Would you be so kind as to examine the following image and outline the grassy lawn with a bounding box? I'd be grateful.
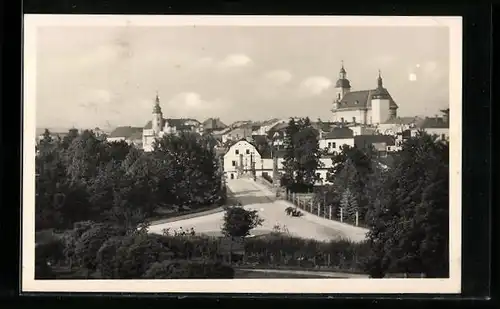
[147,188,240,225]
[147,204,225,225]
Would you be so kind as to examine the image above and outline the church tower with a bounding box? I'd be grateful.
[152,92,163,134]
[371,70,391,124]
[334,61,351,102]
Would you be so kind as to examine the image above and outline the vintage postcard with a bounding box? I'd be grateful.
[23,15,462,294]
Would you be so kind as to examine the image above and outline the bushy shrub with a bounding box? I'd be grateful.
[96,235,127,278]
[143,260,234,279]
[35,257,54,279]
[74,223,126,271]
[35,244,55,279]
[221,207,264,237]
[111,233,174,279]
[35,237,65,266]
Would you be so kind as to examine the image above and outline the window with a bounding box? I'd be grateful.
[316,173,321,179]
[327,142,332,148]
[246,149,250,154]
[235,149,239,155]
[441,134,446,140]
[352,117,356,123]
[230,173,234,179]
[332,142,336,148]
[232,160,236,166]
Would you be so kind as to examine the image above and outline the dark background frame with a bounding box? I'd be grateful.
[0,0,493,306]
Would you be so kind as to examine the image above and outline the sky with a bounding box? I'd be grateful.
[35,25,450,130]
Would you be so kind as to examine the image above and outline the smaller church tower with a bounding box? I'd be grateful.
[334,60,351,103]
[371,70,391,124]
[152,92,163,134]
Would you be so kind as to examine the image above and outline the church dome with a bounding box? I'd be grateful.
[335,78,351,88]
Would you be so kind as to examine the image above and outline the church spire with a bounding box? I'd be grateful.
[153,91,162,114]
[339,60,346,78]
[377,69,383,89]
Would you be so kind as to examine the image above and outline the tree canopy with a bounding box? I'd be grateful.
[35,129,225,231]
[364,132,449,278]
[281,117,321,192]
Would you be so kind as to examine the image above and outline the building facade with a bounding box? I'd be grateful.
[331,62,398,125]
[142,93,202,152]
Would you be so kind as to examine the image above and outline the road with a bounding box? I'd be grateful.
[148,178,368,243]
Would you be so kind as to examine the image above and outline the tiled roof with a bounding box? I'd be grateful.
[323,127,354,139]
[143,118,199,130]
[354,135,395,148]
[311,121,336,133]
[128,131,143,140]
[225,127,252,136]
[382,116,422,125]
[416,117,449,129]
[336,89,398,110]
[270,122,288,132]
[202,118,227,130]
[108,126,143,138]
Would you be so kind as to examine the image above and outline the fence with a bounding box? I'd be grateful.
[256,176,361,227]
[284,191,360,227]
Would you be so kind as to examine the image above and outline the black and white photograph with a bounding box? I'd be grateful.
[23,15,462,294]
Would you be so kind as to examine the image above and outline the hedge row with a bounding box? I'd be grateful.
[36,229,370,279]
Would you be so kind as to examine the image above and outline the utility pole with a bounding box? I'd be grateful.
[250,151,256,181]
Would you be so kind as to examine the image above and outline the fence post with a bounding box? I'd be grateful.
[317,203,321,216]
[355,211,359,226]
[340,207,343,223]
[329,206,332,220]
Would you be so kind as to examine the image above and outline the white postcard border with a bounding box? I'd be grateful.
[22,14,462,294]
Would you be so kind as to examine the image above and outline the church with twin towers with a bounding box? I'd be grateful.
[330,62,398,125]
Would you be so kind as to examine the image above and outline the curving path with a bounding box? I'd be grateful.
[148,178,368,243]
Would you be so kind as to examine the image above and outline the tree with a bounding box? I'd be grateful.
[365,132,449,278]
[340,188,358,224]
[73,222,126,276]
[221,207,264,237]
[326,145,377,225]
[105,140,132,163]
[281,118,300,188]
[294,117,322,187]
[153,133,224,208]
[65,129,109,183]
[111,233,174,279]
[281,117,321,192]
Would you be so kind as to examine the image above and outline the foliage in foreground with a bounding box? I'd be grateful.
[364,132,449,278]
[221,207,264,237]
[35,129,225,231]
[36,221,371,279]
